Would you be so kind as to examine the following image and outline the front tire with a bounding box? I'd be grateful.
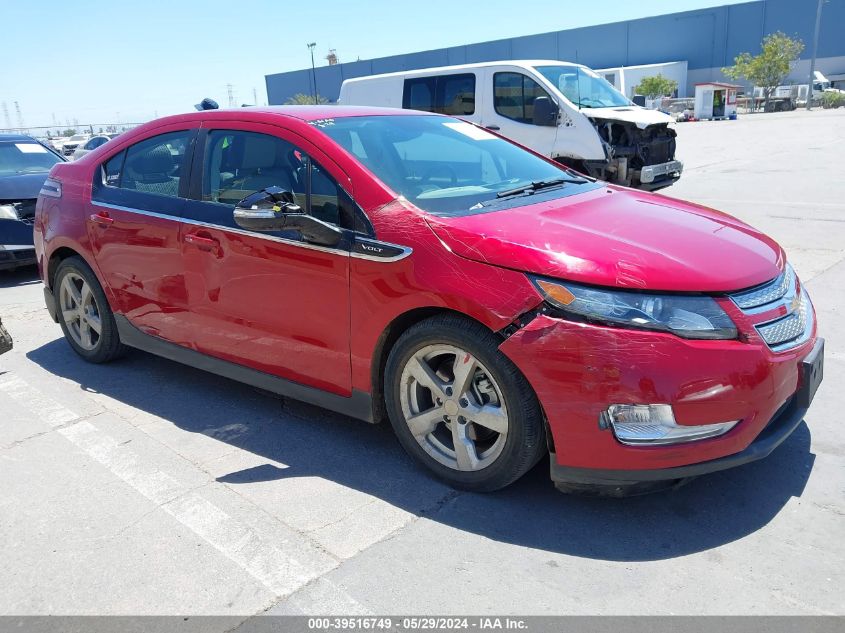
[384,314,546,492]
[54,256,126,363]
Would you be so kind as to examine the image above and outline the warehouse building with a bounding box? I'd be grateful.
[265,0,845,104]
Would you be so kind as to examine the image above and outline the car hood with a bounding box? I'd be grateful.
[582,106,673,129]
[425,186,784,292]
[0,172,51,200]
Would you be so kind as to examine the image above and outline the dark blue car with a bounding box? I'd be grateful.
[0,134,66,270]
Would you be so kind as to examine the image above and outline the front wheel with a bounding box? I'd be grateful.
[384,315,546,492]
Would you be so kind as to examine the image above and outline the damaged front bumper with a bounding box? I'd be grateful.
[498,314,821,488]
[639,160,683,187]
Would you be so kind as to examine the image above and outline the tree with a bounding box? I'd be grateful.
[722,32,804,112]
[285,93,329,105]
[61,129,76,137]
[633,74,678,99]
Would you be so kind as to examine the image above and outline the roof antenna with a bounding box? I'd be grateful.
[194,98,219,111]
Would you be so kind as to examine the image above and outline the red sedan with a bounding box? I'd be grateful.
[34,106,823,493]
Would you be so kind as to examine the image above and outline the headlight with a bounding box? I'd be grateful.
[0,204,19,221]
[531,276,737,340]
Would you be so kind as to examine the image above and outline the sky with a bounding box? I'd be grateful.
[2,0,751,129]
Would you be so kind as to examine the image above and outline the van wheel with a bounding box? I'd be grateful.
[54,256,126,363]
[384,315,546,492]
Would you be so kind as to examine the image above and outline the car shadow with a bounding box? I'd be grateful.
[27,338,814,562]
[0,265,40,288]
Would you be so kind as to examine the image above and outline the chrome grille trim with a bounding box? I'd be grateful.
[729,264,813,352]
[755,289,813,351]
[731,265,794,310]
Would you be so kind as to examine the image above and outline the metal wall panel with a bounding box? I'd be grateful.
[265,0,845,104]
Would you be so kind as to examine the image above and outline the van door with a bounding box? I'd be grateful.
[481,70,557,157]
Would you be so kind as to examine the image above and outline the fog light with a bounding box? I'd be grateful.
[601,404,738,446]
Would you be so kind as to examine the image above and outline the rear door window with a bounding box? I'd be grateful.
[403,74,476,115]
[92,128,196,216]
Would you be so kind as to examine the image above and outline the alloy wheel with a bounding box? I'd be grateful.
[59,272,102,351]
[399,344,509,471]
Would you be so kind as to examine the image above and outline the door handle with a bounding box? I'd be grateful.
[184,233,219,251]
[485,125,501,130]
[89,212,113,227]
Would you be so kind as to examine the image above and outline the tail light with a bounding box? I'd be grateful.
[39,178,62,198]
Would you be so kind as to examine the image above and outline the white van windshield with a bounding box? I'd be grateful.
[535,64,631,109]
[316,115,596,216]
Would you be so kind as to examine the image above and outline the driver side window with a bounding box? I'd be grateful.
[202,129,366,233]
[493,72,552,125]
[204,131,306,206]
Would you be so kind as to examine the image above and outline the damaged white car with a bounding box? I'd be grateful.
[339,60,683,191]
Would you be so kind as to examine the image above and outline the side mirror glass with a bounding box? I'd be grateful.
[233,186,343,247]
[532,96,559,126]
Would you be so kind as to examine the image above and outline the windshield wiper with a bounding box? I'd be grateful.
[496,177,587,199]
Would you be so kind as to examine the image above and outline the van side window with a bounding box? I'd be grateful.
[403,74,476,115]
[404,78,436,112]
[494,72,552,124]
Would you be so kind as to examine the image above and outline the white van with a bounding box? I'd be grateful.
[339,60,683,190]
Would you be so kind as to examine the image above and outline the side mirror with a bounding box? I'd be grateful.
[233,187,343,247]
[532,96,559,126]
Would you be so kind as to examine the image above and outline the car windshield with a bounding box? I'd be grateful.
[0,141,63,175]
[534,64,631,109]
[317,115,590,216]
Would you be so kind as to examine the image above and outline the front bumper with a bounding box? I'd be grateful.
[550,387,809,487]
[0,246,36,270]
[499,313,821,481]
[640,159,684,185]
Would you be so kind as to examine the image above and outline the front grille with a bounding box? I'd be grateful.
[15,200,36,224]
[640,139,672,165]
[731,266,794,310]
[0,199,36,224]
[729,264,813,352]
[756,292,809,348]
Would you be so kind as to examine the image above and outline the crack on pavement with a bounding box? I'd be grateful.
[0,410,106,451]
[304,497,379,534]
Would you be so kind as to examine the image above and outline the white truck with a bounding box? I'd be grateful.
[339,60,683,190]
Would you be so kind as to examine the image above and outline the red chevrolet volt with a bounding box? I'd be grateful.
[34,106,823,493]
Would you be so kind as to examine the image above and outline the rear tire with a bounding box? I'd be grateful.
[384,314,546,492]
[54,256,126,363]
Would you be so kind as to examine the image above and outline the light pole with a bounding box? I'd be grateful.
[806,0,824,110]
[307,42,318,105]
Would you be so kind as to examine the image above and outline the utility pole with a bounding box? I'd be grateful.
[227,84,235,108]
[806,0,824,110]
[14,101,24,130]
[253,87,258,106]
[1,102,11,130]
[307,42,318,104]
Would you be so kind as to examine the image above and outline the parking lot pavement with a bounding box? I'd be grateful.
[0,108,843,618]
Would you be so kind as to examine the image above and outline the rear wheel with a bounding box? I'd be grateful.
[384,315,546,492]
[55,256,125,363]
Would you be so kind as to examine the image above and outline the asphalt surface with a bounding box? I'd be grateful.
[0,108,843,620]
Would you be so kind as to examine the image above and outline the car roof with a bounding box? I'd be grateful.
[147,105,422,127]
[0,134,39,142]
[342,60,587,83]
